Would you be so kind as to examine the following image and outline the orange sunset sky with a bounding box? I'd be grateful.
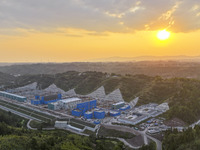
[0,0,200,62]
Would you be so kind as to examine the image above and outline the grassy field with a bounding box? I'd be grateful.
[29,120,55,129]
[69,122,85,129]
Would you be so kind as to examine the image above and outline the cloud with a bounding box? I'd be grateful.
[0,0,200,35]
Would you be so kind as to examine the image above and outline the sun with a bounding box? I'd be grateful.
[157,29,170,40]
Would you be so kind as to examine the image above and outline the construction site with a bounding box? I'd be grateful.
[0,82,169,130]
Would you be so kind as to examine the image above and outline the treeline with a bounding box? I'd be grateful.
[163,125,200,150]
[0,122,129,150]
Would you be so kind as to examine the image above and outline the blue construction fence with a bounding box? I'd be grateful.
[71,110,82,117]
[77,100,97,111]
[31,94,62,105]
[71,109,106,119]
[93,111,105,119]
[71,100,106,119]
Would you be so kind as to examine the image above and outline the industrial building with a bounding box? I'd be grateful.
[58,98,82,110]
[71,109,82,117]
[55,121,68,128]
[71,100,99,118]
[94,110,105,119]
[0,91,27,102]
[31,93,62,105]
[117,103,168,125]
[112,102,125,109]
[118,114,150,125]
[48,102,60,110]
[84,111,93,119]
[71,100,106,120]
[48,97,82,111]
[76,100,97,112]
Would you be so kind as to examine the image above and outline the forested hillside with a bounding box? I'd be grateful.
[2,71,200,124]
[163,126,200,150]
[0,109,157,150]
[1,61,200,79]
[0,110,127,150]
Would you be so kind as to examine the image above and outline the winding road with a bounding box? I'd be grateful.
[102,124,162,150]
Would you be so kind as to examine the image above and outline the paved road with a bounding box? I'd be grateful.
[143,129,148,145]
[146,134,162,150]
[0,105,42,122]
[103,124,162,150]
[107,137,141,149]
[27,119,37,130]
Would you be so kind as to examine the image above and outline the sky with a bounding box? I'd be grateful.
[0,0,200,62]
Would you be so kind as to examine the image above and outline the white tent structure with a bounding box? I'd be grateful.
[87,86,106,100]
[65,89,76,96]
[104,88,124,102]
[129,97,139,108]
[14,82,38,91]
[44,84,65,94]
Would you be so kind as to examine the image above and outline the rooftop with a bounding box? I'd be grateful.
[110,111,119,114]
[113,101,124,106]
[59,97,81,103]
[0,91,26,99]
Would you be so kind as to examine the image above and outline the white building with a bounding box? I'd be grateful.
[58,97,82,110]
[55,121,68,128]
[48,102,61,110]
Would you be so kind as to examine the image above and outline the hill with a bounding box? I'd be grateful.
[0,109,127,150]
[1,61,200,79]
[0,72,15,86]
[2,71,200,124]
[163,126,200,150]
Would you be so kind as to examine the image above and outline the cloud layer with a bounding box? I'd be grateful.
[0,0,200,33]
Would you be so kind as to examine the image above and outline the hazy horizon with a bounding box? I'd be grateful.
[0,55,200,63]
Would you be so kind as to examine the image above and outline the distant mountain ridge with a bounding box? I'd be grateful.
[87,55,200,62]
[1,61,200,79]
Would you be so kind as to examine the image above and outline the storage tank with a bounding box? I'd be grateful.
[112,102,125,109]
[71,109,82,117]
[110,111,121,117]
[94,110,105,119]
[84,111,93,119]
[94,120,101,124]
